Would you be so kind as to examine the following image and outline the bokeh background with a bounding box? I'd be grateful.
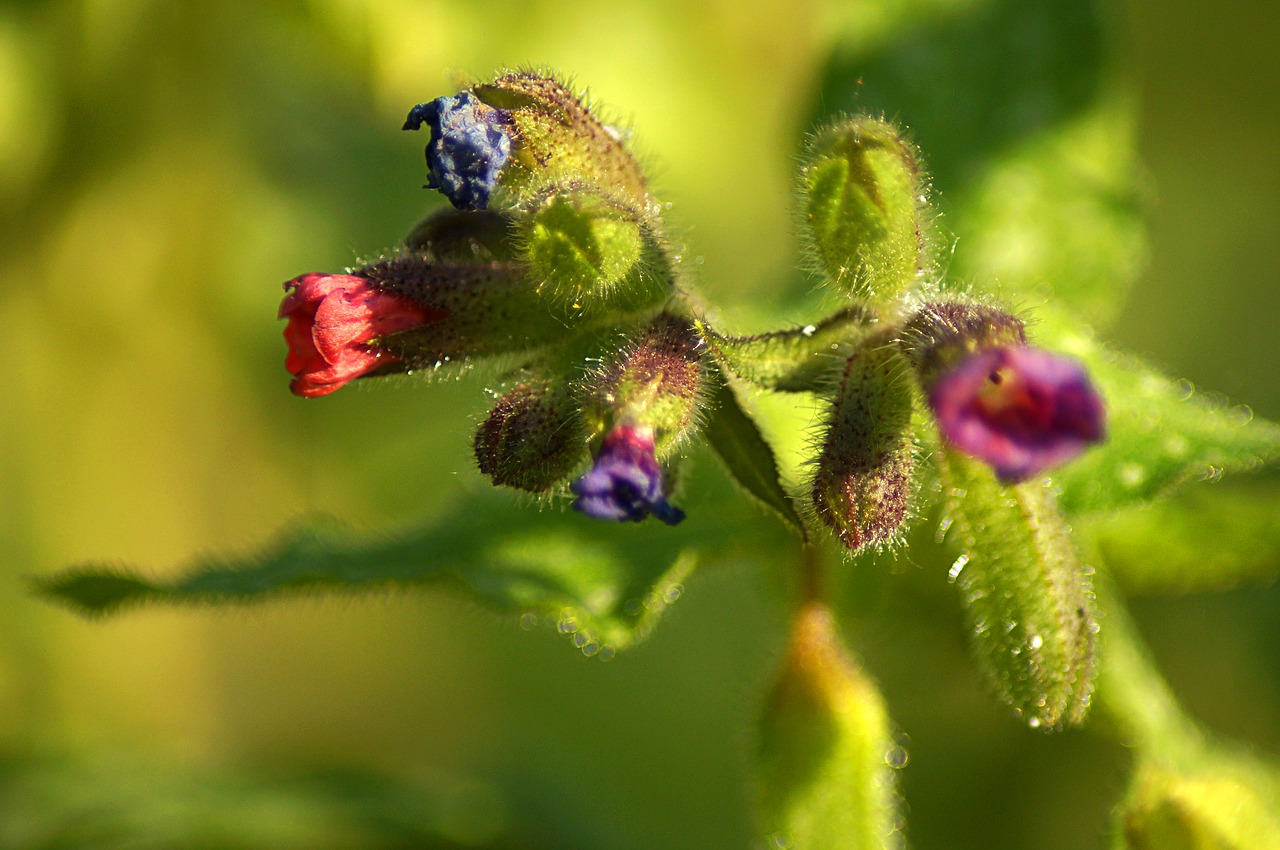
[0,0,1277,847]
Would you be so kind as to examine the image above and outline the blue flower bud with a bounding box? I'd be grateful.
[404,93,512,211]
[571,425,685,525]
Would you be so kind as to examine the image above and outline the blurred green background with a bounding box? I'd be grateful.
[0,0,1277,847]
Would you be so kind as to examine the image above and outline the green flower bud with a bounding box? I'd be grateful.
[938,452,1096,728]
[472,72,651,209]
[757,603,903,850]
[811,340,915,551]
[474,373,588,493]
[517,183,647,306]
[801,116,927,305]
[1120,762,1280,850]
[586,314,705,456]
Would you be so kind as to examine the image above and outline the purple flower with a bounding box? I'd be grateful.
[404,93,512,211]
[929,346,1105,483]
[571,426,685,525]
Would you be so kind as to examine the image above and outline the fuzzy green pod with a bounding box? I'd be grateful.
[939,452,1096,728]
[802,116,926,304]
[585,314,704,457]
[474,374,588,493]
[518,184,646,305]
[811,340,915,551]
[757,603,903,850]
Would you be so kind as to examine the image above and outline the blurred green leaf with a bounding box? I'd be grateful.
[1083,477,1280,595]
[36,490,715,653]
[702,373,808,537]
[756,604,902,850]
[1034,308,1280,517]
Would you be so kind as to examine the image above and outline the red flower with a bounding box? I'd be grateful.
[929,346,1105,482]
[279,273,444,398]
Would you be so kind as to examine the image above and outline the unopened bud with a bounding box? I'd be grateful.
[586,314,705,455]
[757,603,903,850]
[802,116,926,304]
[518,184,646,305]
[475,375,587,493]
[811,341,915,551]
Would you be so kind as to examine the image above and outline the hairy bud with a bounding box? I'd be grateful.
[475,375,587,493]
[811,341,915,550]
[802,116,927,304]
[518,184,646,305]
[586,314,705,455]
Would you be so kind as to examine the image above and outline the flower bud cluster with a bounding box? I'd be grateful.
[280,72,699,523]
[275,76,1106,552]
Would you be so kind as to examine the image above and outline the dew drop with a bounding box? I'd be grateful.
[1028,716,1042,729]
[1029,634,1044,650]
[581,642,601,657]
[885,746,910,769]
[663,584,684,604]
[948,554,970,583]
[572,632,590,648]
[519,612,539,631]
[598,646,617,661]
[936,516,954,543]
[801,324,817,337]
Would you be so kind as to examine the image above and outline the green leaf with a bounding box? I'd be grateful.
[37,490,718,654]
[1084,477,1280,595]
[1033,308,1280,517]
[702,373,808,538]
[940,451,1096,729]
[697,308,874,394]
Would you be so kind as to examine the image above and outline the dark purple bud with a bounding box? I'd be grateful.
[571,425,685,525]
[929,346,1105,483]
[405,93,512,211]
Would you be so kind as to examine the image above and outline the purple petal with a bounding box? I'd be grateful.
[929,346,1105,482]
[571,426,685,525]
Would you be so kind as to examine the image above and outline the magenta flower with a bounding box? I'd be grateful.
[929,346,1105,482]
[571,425,685,525]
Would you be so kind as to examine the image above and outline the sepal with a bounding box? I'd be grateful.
[475,372,588,493]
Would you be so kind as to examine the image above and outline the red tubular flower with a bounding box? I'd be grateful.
[279,273,445,398]
[929,346,1105,483]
